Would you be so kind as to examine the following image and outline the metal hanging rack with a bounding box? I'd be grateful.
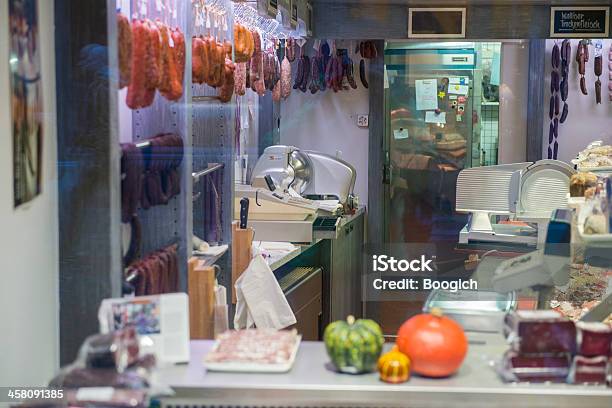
[192,163,224,182]
[232,0,303,40]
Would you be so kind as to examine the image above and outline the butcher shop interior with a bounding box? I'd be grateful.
[1,0,612,407]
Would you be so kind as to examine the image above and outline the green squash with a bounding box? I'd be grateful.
[323,315,384,374]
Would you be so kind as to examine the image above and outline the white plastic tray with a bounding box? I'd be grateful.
[577,166,612,174]
[203,335,302,373]
[577,225,612,247]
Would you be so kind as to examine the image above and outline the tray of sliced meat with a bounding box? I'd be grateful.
[203,329,302,373]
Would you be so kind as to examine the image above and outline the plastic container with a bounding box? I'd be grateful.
[504,310,576,354]
[570,355,609,384]
[499,350,570,383]
[423,289,516,333]
[576,321,612,357]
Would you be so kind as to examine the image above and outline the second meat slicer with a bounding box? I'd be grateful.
[456,160,575,248]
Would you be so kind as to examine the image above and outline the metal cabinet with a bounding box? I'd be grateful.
[330,212,365,321]
[281,267,323,341]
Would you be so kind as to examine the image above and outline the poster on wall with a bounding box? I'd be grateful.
[9,0,43,208]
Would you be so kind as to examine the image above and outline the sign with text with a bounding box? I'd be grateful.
[550,7,610,38]
[408,8,466,38]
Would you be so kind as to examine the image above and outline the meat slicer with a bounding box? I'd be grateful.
[251,145,356,209]
[456,160,575,248]
[234,145,357,242]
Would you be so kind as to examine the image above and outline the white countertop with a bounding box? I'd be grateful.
[154,332,612,408]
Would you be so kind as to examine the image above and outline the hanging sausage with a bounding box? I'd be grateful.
[548,42,561,159]
[576,40,589,96]
[593,40,603,104]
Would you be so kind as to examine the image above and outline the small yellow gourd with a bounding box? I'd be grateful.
[377,346,411,384]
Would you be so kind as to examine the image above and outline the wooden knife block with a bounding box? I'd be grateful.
[188,257,215,339]
[231,221,253,303]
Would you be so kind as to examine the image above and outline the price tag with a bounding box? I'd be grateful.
[169,34,174,48]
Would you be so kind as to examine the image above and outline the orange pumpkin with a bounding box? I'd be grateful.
[377,346,411,383]
[396,308,467,377]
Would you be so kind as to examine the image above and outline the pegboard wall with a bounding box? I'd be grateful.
[191,0,236,292]
[122,0,194,291]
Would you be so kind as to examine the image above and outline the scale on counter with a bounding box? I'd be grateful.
[456,160,574,248]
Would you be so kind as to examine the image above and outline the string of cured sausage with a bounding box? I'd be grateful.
[119,12,186,109]
[126,244,179,296]
[548,42,561,160]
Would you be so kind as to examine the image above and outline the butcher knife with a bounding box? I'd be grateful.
[239,197,249,229]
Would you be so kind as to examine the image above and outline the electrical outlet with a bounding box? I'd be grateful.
[357,114,369,128]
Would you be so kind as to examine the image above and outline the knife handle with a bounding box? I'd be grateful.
[239,197,249,229]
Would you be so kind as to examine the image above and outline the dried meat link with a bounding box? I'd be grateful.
[548,146,553,159]
[309,56,319,94]
[549,122,554,144]
[561,39,571,61]
[287,38,296,62]
[553,141,559,159]
[157,21,182,101]
[294,56,304,89]
[325,56,334,88]
[594,55,602,77]
[369,41,378,59]
[561,78,569,101]
[281,56,291,99]
[359,58,368,89]
[273,80,282,101]
[552,43,560,69]
[300,56,311,93]
[554,94,559,116]
[347,59,357,89]
[234,62,247,96]
[577,43,587,75]
[118,12,132,89]
[173,29,186,85]
[595,79,601,104]
[560,102,569,123]
[126,20,148,109]
[218,60,235,103]
[553,117,558,139]
[145,20,162,89]
[549,95,554,120]
[580,76,588,95]
[335,56,343,91]
[553,70,560,92]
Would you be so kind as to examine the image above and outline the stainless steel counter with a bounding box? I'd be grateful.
[155,333,612,408]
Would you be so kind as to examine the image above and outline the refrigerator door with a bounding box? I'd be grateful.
[386,45,476,245]
[367,44,478,335]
